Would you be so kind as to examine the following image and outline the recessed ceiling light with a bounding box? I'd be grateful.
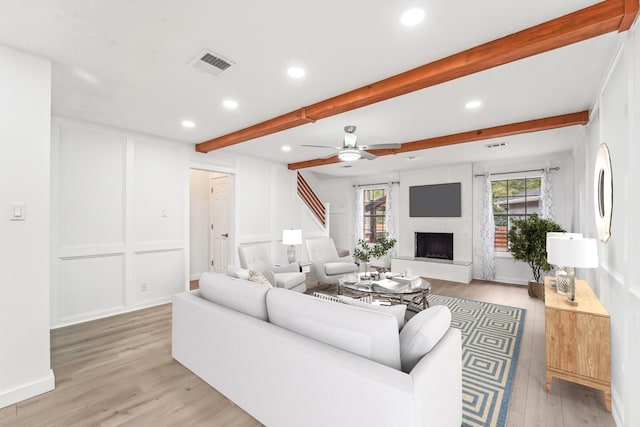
[401,8,425,26]
[287,67,305,78]
[281,145,291,152]
[407,156,421,161]
[223,99,238,109]
[465,100,482,109]
[181,120,195,128]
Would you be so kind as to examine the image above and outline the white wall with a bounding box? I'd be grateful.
[235,160,326,265]
[572,22,640,426]
[0,45,54,407]
[50,118,189,327]
[50,119,324,327]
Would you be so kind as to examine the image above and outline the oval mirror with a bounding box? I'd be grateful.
[594,143,612,242]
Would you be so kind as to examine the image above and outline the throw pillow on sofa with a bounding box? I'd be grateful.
[199,272,270,321]
[337,295,406,330]
[399,305,452,373]
[227,265,251,280]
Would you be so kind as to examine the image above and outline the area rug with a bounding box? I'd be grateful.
[427,294,525,427]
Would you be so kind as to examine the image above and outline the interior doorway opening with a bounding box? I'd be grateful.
[189,168,235,284]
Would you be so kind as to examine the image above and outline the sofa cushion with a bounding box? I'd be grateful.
[337,295,406,330]
[274,271,306,290]
[267,288,401,369]
[199,272,270,321]
[324,261,358,275]
[399,305,452,373]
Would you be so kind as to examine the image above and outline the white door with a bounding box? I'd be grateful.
[210,175,231,272]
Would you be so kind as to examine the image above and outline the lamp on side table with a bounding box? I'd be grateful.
[282,229,302,263]
[547,237,599,305]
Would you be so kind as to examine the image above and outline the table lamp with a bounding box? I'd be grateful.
[547,237,599,305]
[546,232,583,290]
[282,229,302,263]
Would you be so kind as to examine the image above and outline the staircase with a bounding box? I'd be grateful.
[297,172,326,227]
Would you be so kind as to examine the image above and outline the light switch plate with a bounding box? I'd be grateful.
[9,202,26,221]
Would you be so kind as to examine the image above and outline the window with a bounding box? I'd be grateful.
[491,177,541,251]
[362,188,387,243]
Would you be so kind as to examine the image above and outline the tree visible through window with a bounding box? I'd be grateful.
[363,188,387,243]
[492,177,541,251]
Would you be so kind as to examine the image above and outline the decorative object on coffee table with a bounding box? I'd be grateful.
[353,238,374,279]
[353,233,397,278]
[507,214,565,299]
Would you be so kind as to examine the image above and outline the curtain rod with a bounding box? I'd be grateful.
[474,166,559,178]
[353,181,400,188]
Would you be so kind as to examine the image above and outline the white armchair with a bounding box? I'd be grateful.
[238,245,307,293]
[305,238,359,285]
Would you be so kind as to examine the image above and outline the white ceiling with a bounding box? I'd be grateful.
[0,0,621,177]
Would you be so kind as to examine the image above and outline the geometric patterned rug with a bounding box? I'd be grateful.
[427,294,526,427]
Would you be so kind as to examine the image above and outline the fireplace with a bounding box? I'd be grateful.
[415,232,454,261]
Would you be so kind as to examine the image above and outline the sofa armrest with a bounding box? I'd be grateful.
[410,328,462,427]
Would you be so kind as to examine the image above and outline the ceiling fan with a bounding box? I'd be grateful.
[302,126,401,161]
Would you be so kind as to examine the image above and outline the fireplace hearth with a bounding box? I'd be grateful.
[415,232,454,261]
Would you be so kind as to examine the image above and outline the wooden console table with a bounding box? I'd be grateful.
[544,276,611,411]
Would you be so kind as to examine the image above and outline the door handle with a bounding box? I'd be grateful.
[221,233,229,238]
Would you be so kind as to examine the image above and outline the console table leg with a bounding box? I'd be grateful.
[546,372,553,393]
[604,390,612,412]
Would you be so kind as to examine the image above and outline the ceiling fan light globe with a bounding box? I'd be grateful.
[338,149,361,162]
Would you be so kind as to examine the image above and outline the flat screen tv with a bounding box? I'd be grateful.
[409,182,461,217]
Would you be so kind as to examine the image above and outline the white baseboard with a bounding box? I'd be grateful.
[0,369,55,409]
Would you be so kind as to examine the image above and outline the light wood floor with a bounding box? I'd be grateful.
[0,278,615,427]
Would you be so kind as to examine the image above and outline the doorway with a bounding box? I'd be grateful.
[189,169,235,280]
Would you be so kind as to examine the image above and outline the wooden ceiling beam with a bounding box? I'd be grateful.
[620,0,640,31]
[195,109,314,153]
[287,111,589,170]
[196,0,634,154]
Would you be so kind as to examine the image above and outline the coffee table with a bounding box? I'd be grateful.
[338,275,431,312]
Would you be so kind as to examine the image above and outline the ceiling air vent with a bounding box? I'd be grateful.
[188,49,235,77]
[485,142,508,149]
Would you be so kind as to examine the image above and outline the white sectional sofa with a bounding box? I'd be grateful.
[172,272,462,427]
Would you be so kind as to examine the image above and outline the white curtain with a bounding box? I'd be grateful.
[539,167,554,220]
[354,188,364,248]
[384,184,396,258]
[480,174,496,280]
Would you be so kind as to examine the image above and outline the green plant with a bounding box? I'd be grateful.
[371,233,397,259]
[353,233,398,275]
[353,238,373,264]
[507,214,565,282]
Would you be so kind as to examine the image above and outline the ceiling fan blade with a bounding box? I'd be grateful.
[301,144,339,149]
[360,150,377,160]
[363,143,401,150]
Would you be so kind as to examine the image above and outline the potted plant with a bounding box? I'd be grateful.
[353,238,374,279]
[353,233,398,278]
[507,214,565,299]
[370,233,397,272]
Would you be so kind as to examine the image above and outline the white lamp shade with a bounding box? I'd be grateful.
[546,232,583,249]
[547,237,599,268]
[282,229,302,245]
